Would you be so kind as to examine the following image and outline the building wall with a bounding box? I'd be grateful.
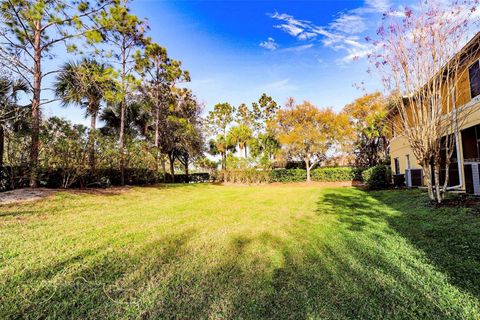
[389,48,480,186]
[390,136,422,174]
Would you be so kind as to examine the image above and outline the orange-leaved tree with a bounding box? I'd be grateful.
[275,99,348,182]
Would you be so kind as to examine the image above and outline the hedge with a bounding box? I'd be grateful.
[219,167,365,184]
[362,165,391,189]
[271,167,364,183]
[1,166,364,190]
[0,166,211,191]
[310,167,363,182]
[221,169,271,184]
[270,169,306,182]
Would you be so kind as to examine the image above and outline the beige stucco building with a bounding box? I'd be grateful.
[389,33,480,195]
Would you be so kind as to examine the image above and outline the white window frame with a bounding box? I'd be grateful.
[468,58,480,100]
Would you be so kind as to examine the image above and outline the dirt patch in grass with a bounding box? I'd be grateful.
[68,186,132,196]
[0,186,133,205]
[0,188,56,205]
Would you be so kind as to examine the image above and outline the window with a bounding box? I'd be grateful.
[394,157,400,175]
[468,59,480,99]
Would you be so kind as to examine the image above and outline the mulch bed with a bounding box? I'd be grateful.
[432,195,480,214]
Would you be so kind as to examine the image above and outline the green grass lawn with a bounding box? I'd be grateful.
[1,184,480,319]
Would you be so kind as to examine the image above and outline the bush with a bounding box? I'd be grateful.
[165,173,211,183]
[219,167,364,184]
[311,167,360,182]
[362,165,391,189]
[0,166,30,191]
[352,167,367,181]
[270,169,306,182]
[221,170,270,184]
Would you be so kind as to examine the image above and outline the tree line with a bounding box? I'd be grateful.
[206,93,390,182]
[0,0,393,190]
[0,0,205,187]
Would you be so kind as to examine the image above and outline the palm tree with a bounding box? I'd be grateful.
[0,77,30,172]
[208,135,236,170]
[100,101,152,138]
[227,124,252,158]
[55,59,113,170]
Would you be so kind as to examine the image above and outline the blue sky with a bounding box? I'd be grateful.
[46,0,408,124]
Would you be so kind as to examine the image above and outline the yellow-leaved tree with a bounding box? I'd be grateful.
[275,99,349,182]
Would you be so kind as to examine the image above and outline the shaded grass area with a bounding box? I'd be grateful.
[1,184,480,319]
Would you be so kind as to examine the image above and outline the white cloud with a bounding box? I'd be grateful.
[339,47,373,63]
[267,2,385,64]
[275,23,304,37]
[279,44,314,53]
[365,0,391,12]
[297,32,318,40]
[270,11,324,41]
[265,0,478,66]
[265,78,296,91]
[260,37,279,51]
[329,14,367,34]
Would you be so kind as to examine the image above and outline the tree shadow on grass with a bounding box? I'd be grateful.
[4,188,480,319]
[319,187,480,302]
[143,221,480,319]
[369,189,480,299]
[1,230,196,319]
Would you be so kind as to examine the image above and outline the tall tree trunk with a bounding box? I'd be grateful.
[184,155,189,183]
[434,163,442,203]
[119,104,125,185]
[161,156,166,183]
[221,151,226,170]
[244,144,247,158]
[30,27,42,188]
[154,104,160,174]
[89,111,97,171]
[154,103,160,148]
[305,158,311,182]
[119,37,127,186]
[168,152,175,183]
[0,125,4,174]
[423,163,435,201]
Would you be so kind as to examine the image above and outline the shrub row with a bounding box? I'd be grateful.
[219,167,365,184]
[311,167,364,182]
[222,169,271,184]
[271,167,364,183]
[0,166,211,191]
[270,169,306,182]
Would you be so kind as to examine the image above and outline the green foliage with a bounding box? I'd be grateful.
[219,167,363,184]
[311,167,360,182]
[226,154,258,170]
[227,124,252,157]
[221,169,271,184]
[270,167,363,183]
[362,164,391,189]
[39,117,90,188]
[270,169,306,182]
[252,93,279,131]
[220,167,363,184]
[55,58,115,114]
[206,102,235,136]
[343,92,390,167]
